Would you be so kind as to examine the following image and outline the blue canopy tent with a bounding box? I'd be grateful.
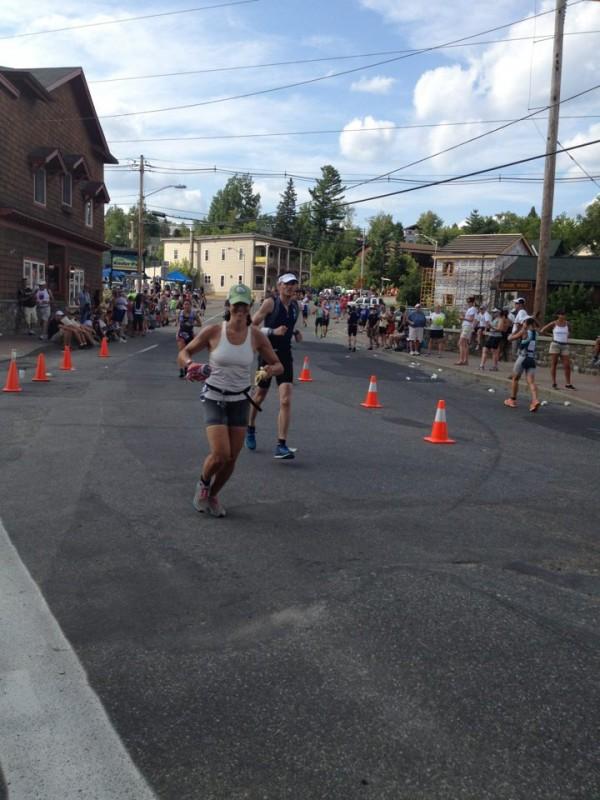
[165,271,189,283]
[102,267,125,281]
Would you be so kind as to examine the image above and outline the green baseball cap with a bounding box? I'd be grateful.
[228,284,253,306]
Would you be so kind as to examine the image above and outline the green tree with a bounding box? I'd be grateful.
[105,206,130,246]
[463,209,500,234]
[309,165,346,246]
[416,210,443,240]
[205,174,261,233]
[579,195,600,254]
[273,178,297,241]
[395,255,422,305]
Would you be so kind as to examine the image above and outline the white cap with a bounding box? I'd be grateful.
[277,273,298,284]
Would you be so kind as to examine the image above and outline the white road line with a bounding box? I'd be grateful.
[134,344,159,355]
[0,518,157,800]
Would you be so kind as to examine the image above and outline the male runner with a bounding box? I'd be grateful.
[245,273,302,459]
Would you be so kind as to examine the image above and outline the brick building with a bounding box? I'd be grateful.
[0,66,117,332]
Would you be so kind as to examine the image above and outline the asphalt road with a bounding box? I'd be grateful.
[1,319,600,800]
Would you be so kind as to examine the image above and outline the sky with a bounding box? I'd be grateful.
[2,0,600,230]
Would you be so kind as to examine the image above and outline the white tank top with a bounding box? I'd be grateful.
[553,323,569,344]
[204,322,254,402]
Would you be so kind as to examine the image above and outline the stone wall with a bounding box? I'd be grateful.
[438,330,598,374]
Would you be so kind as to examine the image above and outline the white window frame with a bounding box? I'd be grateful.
[238,275,243,284]
[203,274,212,285]
[204,249,209,261]
[221,249,226,261]
[62,173,73,207]
[444,294,455,306]
[220,275,225,287]
[84,199,93,227]
[23,259,46,288]
[33,168,46,206]
[69,268,85,307]
[238,248,244,260]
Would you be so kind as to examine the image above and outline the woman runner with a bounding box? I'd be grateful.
[177,284,282,517]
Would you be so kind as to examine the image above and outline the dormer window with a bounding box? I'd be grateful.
[33,167,46,205]
[62,173,72,207]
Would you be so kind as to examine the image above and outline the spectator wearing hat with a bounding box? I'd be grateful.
[35,280,53,340]
[510,297,530,357]
[17,278,38,335]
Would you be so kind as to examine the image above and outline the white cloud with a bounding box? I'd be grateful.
[340,115,397,161]
[350,75,395,94]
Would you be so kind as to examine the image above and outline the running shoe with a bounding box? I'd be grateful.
[192,481,210,513]
[274,444,295,460]
[503,398,517,408]
[565,384,577,390]
[207,495,227,517]
[245,428,256,450]
[529,400,541,413]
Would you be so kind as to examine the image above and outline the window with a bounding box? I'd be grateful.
[23,259,46,288]
[444,294,454,306]
[239,248,244,260]
[238,275,243,284]
[220,275,225,287]
[69,268,84,307]
[221,249,226,261]
[173,249,179,260]
[442,262,454,277]
[84,199,93,227]
[204,274,212,285]
[62,173,72,207]
[204,249,209,261]
[254,274,264,288]
[33,168,46,205]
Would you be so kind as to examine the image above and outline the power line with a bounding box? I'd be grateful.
[89,28,600,85]
[105,115,600,145]
[343,137,600,206]
[43,0,586,123]
[0,0,259,41]
[345,81,600,193]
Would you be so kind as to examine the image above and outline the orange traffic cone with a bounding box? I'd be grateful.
[2,358,22,393]
[59,346,74,371]
[361,375,383,408]
[298,356,313,382]
[99,336,110,358]
[424,400,455,444]
[32,353,50,382]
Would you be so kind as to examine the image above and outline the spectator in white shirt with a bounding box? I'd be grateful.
[511,297,529,356]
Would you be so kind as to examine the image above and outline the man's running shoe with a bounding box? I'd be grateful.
[245,428,256,450]
[192,481,210,513]
[207,495,227,517]
[274,444,295,459]
[503,398,517,408]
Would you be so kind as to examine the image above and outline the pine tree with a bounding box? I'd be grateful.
[309,165,346,245]
[273,178,298,241]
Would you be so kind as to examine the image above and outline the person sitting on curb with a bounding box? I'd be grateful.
[46,310,92,348]
[504,317,541,412]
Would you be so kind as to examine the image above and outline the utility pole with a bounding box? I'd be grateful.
[137,154,145,291]
[189,225,194,286]
[359,227,366,290]
[534,0,566,323]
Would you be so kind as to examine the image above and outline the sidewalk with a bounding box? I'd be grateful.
[318,321,600,412]
[0,333,57,364]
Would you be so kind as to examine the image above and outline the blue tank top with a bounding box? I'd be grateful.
[265,297,298,351]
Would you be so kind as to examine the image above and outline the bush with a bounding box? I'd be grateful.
[568,310,600,340]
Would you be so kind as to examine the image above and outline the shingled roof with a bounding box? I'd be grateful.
[439,234,532,256]
[502,256,600,285]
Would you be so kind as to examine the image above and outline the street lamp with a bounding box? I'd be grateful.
[138,183,186,289]
[227,246,247,286]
